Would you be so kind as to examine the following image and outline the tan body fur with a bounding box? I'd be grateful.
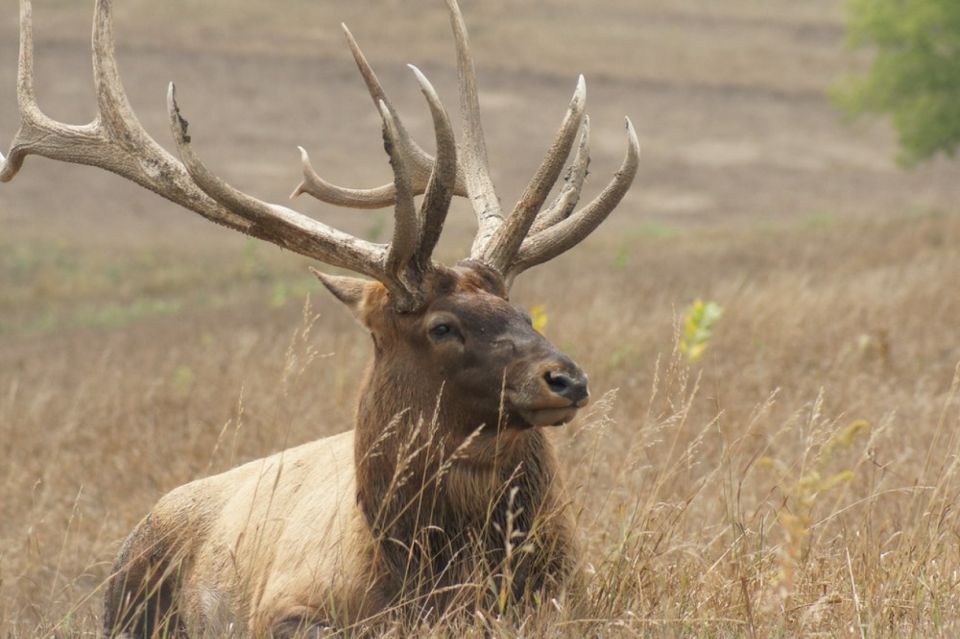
[108,432,577,635]
[111,433,378,635]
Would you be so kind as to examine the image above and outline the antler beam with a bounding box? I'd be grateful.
[165,85,389,281]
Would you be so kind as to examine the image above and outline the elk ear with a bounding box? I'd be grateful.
[311,269,370,318]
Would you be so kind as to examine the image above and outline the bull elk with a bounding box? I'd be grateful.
[2,0,640,635]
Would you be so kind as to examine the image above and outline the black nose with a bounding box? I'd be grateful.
[544,370,590,405]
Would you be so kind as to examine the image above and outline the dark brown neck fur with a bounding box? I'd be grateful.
[353,348,571,613]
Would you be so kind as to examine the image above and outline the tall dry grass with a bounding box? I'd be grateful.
[3,0,960,634]
[1,210,958,636]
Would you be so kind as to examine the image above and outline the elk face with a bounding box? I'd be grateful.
[318,262,589,432]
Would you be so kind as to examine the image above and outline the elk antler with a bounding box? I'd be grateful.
[2,0,640,307]
[2,0,468,311]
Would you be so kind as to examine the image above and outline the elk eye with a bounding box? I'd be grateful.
[429,323,452,338]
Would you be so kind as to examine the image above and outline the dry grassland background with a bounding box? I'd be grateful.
[1,0,959,636]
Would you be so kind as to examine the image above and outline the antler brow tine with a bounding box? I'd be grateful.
[290,147,401,208]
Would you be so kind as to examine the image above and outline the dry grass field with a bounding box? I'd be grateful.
[2,1,960,636]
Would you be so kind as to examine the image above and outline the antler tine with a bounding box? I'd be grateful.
[479,76,586,273]
[291,147,400,208]
[166,85,391,282]
[15,0,36,112]
[291,25,467,208]
[445,0,503,254]
[344,25,432,184]
[0,0,35,182]
[377,100,421,305]
[92,0,144,141]
[409,65,458,272]
[530,115,591,235]
[509,118,640,280]
[2,0,98,183]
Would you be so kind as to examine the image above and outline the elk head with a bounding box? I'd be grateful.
[321,261,589,437]
[1,0,640,437]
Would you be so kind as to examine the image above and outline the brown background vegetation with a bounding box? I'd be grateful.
[1,1,959,635]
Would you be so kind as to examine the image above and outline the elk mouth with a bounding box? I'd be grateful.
[512,405,581,428]
[504,381,588,428]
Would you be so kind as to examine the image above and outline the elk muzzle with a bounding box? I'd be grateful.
[507,356,590,427]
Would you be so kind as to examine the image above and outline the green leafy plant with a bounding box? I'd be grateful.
[678,299,723,362]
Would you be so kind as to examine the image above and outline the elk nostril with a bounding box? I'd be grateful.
[544,370,589,405]
[545,371,571,394]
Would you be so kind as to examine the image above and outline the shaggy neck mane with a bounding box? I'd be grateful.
[352,347,564,606]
